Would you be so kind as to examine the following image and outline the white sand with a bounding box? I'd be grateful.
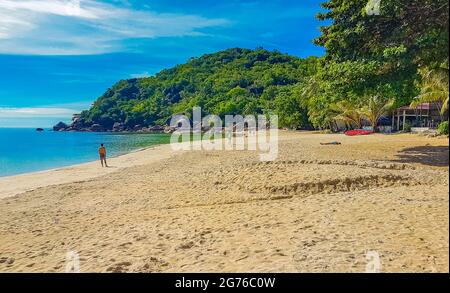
[0,131,448,272]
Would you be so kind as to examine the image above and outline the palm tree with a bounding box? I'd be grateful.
[411,66,449,116]
[359,96,394,132]
[330,100,364,129]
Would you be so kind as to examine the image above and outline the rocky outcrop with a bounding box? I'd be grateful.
[136,125,171,133]
[53,121,68,131]
[59,115,173,133]
[90,124,104,132]
[150,125,165,132]
[133,124,143,131]
[164,126,176,134]
[112,122,125,132]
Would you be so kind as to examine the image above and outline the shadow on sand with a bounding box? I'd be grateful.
[394,145,449,167]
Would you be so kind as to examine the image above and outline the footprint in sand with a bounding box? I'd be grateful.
[176,241,195,250]
[106,261,132,273]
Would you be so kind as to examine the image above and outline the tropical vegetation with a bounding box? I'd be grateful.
[74,48,319,130]
[73,0,448,132]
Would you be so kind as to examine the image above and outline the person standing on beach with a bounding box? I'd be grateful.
[99,144,108,167]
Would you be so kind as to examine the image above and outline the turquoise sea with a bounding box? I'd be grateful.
[0,128,171,177]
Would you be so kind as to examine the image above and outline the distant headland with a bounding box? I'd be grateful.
[54,48,318,133]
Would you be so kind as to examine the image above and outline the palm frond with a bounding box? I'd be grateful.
[330,100,363,128]
[359,96,393,131]
[411,66,449,115]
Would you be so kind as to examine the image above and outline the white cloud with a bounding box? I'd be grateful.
[0,107,78,118]
[0,0,101,19]
[0,0,229,55]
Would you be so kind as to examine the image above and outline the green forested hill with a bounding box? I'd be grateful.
[74,48,318,131]
[65,1,448,133]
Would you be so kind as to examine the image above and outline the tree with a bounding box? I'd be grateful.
[316,0,449,67]
[359,96,394,132]
[272,86,310,129]
[411,65,449,116]
[307,0,448,131]
[330,100,364,129]
[300,59,413,129]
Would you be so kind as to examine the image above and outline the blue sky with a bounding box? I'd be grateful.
[0,0,327,127]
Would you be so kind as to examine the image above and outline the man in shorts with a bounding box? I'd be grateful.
[99,144,108,167]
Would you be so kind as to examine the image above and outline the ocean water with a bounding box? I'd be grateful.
[0,128,171,177]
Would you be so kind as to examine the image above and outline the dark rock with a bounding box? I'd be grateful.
[133,124,143,131]
[164,126,176,134]
[64,114,93,131]
[53,121,68,131]
[112,122,125,132]
[137,127,150,133]
[36,128,44,132]
[90,124,104,132]
[71,120,84,131]
[150,125,165,132]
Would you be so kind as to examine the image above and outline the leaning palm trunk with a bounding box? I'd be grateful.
[360,96,394,132]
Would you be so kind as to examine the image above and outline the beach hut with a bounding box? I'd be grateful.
[392,102,445,131]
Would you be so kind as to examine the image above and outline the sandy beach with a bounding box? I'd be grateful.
[0,131,448,272]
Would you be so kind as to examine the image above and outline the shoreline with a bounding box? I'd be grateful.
[0,142,168,179]
[0,143,177,199]
[0,127,173,179]
[1,131,448,199]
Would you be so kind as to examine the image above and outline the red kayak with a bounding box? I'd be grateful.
[344,129,374,136]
